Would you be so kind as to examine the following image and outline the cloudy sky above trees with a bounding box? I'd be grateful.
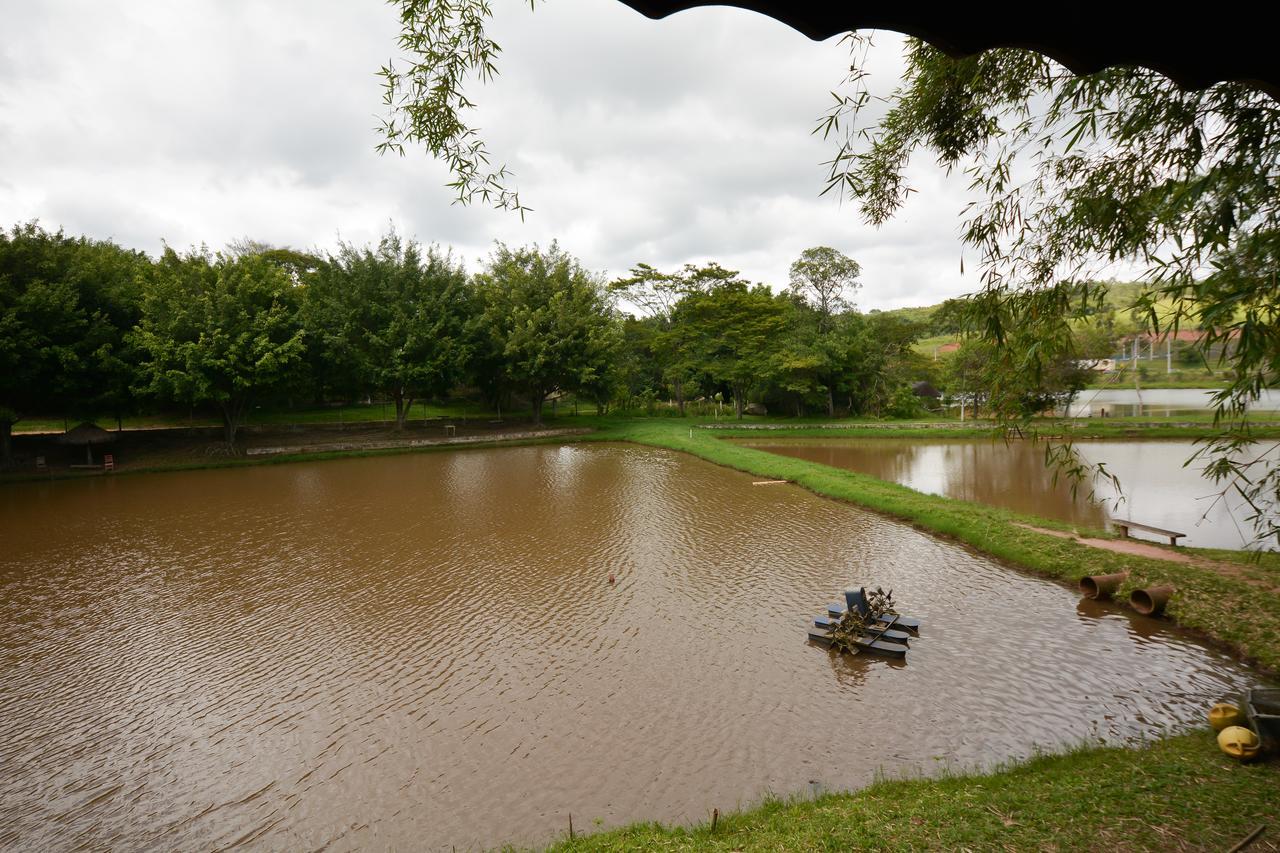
[3,1,987,311]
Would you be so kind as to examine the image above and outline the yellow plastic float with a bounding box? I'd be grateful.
[1209,702,1244,731]
[1217,725,1261,761]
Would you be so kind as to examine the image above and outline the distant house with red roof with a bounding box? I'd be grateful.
[1124,329,1238,345]
[1118,328,1238,364]
[933,341,961,359]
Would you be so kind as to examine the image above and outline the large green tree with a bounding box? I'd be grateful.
[133,249,306,448]
[304,228,472,429]
[787,246,861,333]
[609,261,739,415]
[784,247,864,415]
[0,222,147,464]
[771,305,827,416]
[476,242,620,425]
[673,277,788,419]
[833,312,926,417]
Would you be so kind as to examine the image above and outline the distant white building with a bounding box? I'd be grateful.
[1074,358,1117,372]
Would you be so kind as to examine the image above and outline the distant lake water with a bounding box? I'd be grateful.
[737,438,1279,550]
[1062,387,1280,418]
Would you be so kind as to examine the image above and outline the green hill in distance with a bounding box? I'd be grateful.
[871,279,1150,331]
[872,281,1227,388]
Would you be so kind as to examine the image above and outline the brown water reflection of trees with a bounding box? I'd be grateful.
[749,439,1111,528]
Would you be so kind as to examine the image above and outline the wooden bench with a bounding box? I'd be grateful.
[1112,519,1186,546]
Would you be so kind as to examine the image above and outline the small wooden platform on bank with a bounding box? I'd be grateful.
[1111,518,1186,546]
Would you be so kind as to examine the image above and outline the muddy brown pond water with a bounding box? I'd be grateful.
[0,444,1268,850]
[738,437,1280,550]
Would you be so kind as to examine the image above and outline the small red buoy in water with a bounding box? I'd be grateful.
[608,573,616,584]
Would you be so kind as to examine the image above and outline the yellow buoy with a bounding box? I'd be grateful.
[1217,725,1261,761]
[1209,702,1244,731]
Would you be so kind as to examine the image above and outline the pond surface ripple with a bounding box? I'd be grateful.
[0,444,1265,850]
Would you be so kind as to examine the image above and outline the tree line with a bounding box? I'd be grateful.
[0,224,959,460]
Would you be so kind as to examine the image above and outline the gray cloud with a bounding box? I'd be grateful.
[1,0,993,310]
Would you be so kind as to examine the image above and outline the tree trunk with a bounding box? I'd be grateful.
[733,385,745,419]
[826,386,835,418]
[220,400,246,450]
[393,389,412,430]
[0,419,12,467]
[531,391,546,426]
[674,377,685,416]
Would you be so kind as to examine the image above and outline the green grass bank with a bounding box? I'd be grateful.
[540,734,1277,852]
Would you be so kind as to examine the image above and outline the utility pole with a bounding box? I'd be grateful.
[1134,361,1143,417]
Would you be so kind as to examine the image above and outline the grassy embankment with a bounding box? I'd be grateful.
[1083,371,1229,389]
[541,734,1277,852]
[695,417,1280,437]
[605,420,1280,671]
[9,400,502,434]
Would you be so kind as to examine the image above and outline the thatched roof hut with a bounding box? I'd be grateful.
[58,422,116,464]
[911,381,941,399]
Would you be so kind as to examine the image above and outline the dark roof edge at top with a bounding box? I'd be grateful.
[616,2,1280,99]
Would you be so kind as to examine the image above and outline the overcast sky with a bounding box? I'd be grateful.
[2,1,990,311]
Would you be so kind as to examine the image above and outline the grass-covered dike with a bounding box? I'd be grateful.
[605,420,1280,673]
[540,735,1276,852]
